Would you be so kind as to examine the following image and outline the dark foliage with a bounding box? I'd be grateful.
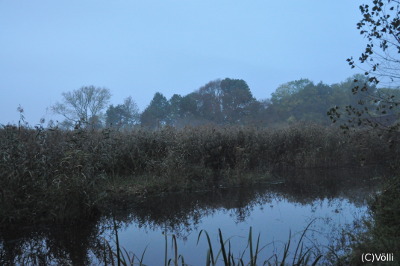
[0,123,398,225]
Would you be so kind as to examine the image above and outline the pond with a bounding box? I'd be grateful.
[0,167,384,265]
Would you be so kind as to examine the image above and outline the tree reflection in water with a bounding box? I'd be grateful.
[0,167,386,265]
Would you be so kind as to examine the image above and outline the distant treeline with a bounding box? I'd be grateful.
[103,74,400,129]
[46,74,400,130]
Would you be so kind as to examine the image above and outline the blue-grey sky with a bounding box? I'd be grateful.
[1,1,365,125]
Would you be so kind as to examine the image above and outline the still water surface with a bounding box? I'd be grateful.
[0,168,383,265]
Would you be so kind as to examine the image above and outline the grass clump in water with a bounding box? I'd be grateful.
[103,221,323,266]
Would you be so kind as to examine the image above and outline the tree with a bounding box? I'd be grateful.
[105,96,140,128]
[341,2,400,258]
[268,79,314,123]
[330,0,400,130]
[270,79,313,104]
[196,79,224,123]
[179,94,198,117]
[348,0,400,87]
[266,78,373,125]
[168,94,183,118]
[52,86,111,129]
[241,99,271,126]
[140,92,170,128]
[220,78,255,123]
[172,93,207,127]
[192,78,255,124]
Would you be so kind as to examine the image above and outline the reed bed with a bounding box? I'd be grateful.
[0,123,397,224]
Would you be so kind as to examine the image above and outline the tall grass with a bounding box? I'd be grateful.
[103,223,322,266]
[0,122,397,224]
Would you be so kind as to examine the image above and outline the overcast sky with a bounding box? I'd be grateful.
[0,1,365,125]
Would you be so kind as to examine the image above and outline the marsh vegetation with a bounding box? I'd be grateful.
[1,0,400,263]
[0,168,384,265]
[0,123,396,225]
[0,119,398,264]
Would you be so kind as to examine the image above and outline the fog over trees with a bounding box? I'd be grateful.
[50,75,399,130]
[49,0,400,133]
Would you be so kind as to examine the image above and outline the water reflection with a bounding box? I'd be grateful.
[0,167,385,265]
[0,219,103,265]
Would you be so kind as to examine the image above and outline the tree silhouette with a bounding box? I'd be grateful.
[51,86,111,129]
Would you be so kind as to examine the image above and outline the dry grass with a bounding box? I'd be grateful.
[0,123,397,224]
